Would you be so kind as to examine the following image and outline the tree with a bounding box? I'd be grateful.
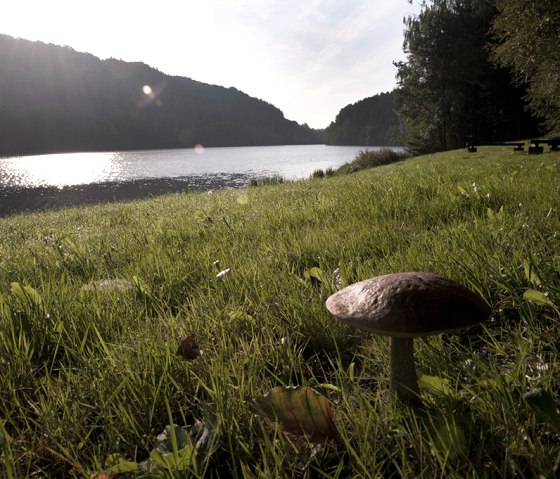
[325,92,402,146]
[395,1,463,153]
[395,0,538,154]
[490,0,560,136]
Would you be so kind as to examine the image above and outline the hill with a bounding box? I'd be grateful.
[325,91,402,146]
[0,34,323,157]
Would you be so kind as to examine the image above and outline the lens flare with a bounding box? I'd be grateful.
[194,144,204,154]
[137,80,167,108]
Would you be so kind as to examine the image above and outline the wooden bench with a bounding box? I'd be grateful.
[529,139,560,154]
[466,142,524,153]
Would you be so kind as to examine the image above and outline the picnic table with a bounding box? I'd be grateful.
[529,139,560,154]
[466,142,524,153]
[466,140,559,154]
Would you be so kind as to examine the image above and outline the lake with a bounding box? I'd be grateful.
[0,144,392,216]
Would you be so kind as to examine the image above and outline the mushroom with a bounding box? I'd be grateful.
[325,272,491,402]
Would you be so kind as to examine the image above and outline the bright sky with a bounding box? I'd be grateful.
[1,0,420,129]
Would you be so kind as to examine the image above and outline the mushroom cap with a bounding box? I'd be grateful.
[325,272,490,337]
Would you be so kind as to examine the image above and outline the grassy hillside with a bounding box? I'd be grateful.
[1,147,559,477]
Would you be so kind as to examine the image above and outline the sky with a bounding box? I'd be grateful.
[0,0,421,129]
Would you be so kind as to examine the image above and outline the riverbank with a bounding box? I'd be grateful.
[0,174,251,217]
[1,147,559,477]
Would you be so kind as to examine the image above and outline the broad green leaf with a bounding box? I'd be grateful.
[228,310,254,323]
[156,424,191,453]
[190,416,220,463]
[419,375,452,396]
[249,386,339,441]
[149,424,195,471]
[523,289,554,307]
[525,389,560,434]
[304,267,328,286]
[149,445,195,471]
[104,453,141,474]
[101,421,218,477]
[318,383,341,392]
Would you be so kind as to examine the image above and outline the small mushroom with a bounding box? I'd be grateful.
[325,272,491,402]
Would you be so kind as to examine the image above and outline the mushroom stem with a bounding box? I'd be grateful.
[390,336,419,402]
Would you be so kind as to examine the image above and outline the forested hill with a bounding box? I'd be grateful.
[0,34,323,157]
[325,92,402,146]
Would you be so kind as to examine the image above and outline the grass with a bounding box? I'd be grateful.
[0,146,559,477]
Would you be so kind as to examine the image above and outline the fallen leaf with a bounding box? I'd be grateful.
[248,386,339,441]
[90,472,116,479]
[303,267,327,287]
[177,334,202,360]
[523,289,555,307]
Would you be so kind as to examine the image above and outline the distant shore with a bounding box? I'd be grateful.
[0,176,247,217]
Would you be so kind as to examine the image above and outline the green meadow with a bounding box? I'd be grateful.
[1,147,559,477]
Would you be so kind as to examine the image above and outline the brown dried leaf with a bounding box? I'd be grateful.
[249,386,339,441]
[177,334,202,360]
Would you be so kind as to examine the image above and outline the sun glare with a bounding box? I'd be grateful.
[142,85,153,95]
[1,152,122,187]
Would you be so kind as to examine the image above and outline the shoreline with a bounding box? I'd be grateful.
[0,175,247,217]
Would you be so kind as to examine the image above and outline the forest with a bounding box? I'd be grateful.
[394,0,559,154]
[0,34,323,157]
[325,92,402,146]
[330,0,559,154]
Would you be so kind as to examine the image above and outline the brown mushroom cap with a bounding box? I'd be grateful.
[326,272,490,337]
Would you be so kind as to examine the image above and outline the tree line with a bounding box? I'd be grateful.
[325,92,402,146]
[0,34,324,158]
[394,0,559,154]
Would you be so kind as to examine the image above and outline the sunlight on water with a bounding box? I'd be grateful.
[0,145,399,189]
[0,152,124,187]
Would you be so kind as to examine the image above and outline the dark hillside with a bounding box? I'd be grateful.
[326,91,402,146]
[0,34,323,157]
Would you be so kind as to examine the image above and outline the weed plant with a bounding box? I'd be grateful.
[246,175,286,187]
[310,168,335,179]
[336,148,408,174]
[0,147,559,477]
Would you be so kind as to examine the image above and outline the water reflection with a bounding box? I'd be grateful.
[0,145,380,188]
[0,151,124,187]
[0,145,396,216]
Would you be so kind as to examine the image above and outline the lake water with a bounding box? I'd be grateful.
[0,144,393,216]
[0,145,386,188]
